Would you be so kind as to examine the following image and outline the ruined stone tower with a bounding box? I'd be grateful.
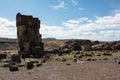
[16,13,44,57]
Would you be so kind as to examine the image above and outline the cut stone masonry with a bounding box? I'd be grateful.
[16,13,44,57]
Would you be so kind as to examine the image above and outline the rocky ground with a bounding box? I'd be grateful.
[0,38,120,80]
[0,60,120,80]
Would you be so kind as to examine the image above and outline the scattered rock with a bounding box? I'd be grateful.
[36,63,42,67]
[11,54,21,63]
[26,62,34,69]
[9,62,19,71]
[103,58,108,60]
[103,53,112,56]
[86,58,92,61]
[3,63,9,67]
[73,58,77,63]
[0,53,7,59]
[66,63,71,65]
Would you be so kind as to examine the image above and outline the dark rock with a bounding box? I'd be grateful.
[26,62,34,69]
[19,62,26,67]
[78,55,83,58]
[3,63,9,67]
[30,61,39,64]
[103,58,108,60]
[36,63,42,67]
[66,63,71,65]
[9,62,19,71]
[85,53,93,57]
[86,58,92,61]
[73,58,77,63]
[92,59,97,61]
[0,53,7,58]
[11,54,21,63]
[103,53,112,56]
[113,43,120,50]
[62,58,66,62]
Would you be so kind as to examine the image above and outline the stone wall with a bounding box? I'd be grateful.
[16,13,44,57]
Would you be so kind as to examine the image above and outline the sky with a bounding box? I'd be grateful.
[0,0,120,41]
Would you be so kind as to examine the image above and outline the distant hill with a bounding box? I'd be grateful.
[0,37,17,50]
[0,37,17,42]
[43,38,56,41]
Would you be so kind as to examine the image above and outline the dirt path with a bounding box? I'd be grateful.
[0,60,120,80]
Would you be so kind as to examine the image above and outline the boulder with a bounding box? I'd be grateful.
[26,62,34,69]
[9,62,19,71]
[0,53,7,58]
[11,54,21,63]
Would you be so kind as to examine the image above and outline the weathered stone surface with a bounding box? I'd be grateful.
[16,13,44,57]
[26,62,34,69]
[11,54,21,63]
[9,62,19,71]
[0,53,7,58]
[61,39,92,52]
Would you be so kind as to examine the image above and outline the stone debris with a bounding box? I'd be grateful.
[0,53,7,58]
[9,62,19,71]
[26,62,34,69]
[11,54,21,63]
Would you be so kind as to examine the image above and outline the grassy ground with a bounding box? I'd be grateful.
[43,51,120,62]
[0,50,120,63]
[0,50,120,80]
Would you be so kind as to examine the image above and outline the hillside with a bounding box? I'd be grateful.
[0,38,120,52]
[0,38,17,50]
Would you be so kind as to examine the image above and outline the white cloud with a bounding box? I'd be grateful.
[115,9,120,13]
[50,1,66,10]
[78,7,85,11]
[0,12,120,41]
[40,12,120,41]
[0,17,16,38]
[71,0,77,6]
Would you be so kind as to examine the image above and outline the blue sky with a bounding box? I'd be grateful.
[0,0,120,41]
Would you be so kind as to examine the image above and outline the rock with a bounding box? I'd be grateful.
[62,58,66,62]
[73,58,77,63]
[118,61,120,64]
[26,62,34,69]
[103,53,112,56]
[1,58,11,63]
[36,63,42,67]
[9,62,19,71]
[3,63,9,67]
[113,43,120,50]
[103,58,108,60]
[16,13,44,58]
[0,53,7,59]
[86,58,92,61]
[19,62,26,67]
[66,63,71,65]
[11,54,21,63]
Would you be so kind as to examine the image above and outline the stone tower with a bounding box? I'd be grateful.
[16,13,44,58]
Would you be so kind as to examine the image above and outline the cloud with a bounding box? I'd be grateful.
[71,0,77,6]
[0,17,16,38]
[115,9,120,13]
[0,12,120,41]
[40,12,120,41]
[50,1,66,10]
[78,7,85,11]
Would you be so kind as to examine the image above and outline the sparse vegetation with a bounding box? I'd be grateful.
[35,50,120,62]
[0,38,120,80]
